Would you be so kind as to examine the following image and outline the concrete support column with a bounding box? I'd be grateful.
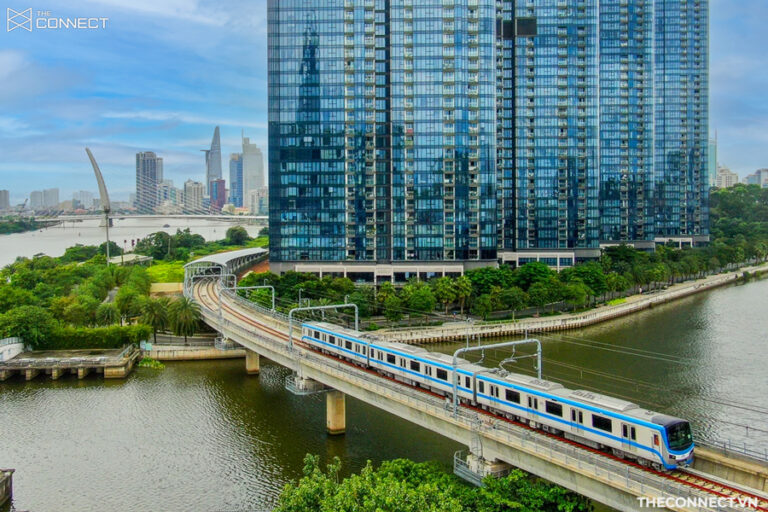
[77,367,91,380]
[25,368,39,381]
[0,370,14,381]
[246,349,260,375]
[50,368,64,380]
[326,390,346,435]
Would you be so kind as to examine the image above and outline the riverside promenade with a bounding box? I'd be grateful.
[377,262,768,344]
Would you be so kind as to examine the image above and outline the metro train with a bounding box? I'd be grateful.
[300,321,694,470]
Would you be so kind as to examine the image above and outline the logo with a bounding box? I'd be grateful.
[7,8,32,31]
[5,8,108,32]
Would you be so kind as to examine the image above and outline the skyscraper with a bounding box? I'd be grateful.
[654,0,709,244]
[0,190,9,211]
[209,178,227,211]
[203,126,222,196]
[229,153,244,207]
[183,180,205,213]
[30,191,43,210]
[135,152,163,213]
[242,136,265,195]
[268,0,709,278]
[43,188,59,209]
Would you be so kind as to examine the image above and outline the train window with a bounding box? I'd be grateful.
[314,331,320,339]
[578,411,583,423]
[386,354,396,364]
[622,425,628,438]
[345,341,352,350]
[425,366,432,376]
[592,415,612,432]
[545,401,563,417]
[465,376,471,388]
[410,361,420,372]
[329,336,335,345]
[631,427,637,441]
[493,387,500,398]
[528,397,538,410]
[506,389,520,403]
[362,347,367,356]
[478,381,485,393]
[400,358,406,368]
[653,434,659,446]
[436,369,448,381]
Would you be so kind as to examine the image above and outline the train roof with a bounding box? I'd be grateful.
[552,388,640,412]
[375,341,429,355]
[421,351,471,367]
[303,322,385,344]
[474,370,564,392]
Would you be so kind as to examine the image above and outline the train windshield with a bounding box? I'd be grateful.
[666,421,693,451]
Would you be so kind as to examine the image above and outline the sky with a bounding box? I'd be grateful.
[0,0,766,205]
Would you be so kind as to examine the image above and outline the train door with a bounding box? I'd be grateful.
[570,408,584,434]
[621,423,636,454]
[527,396,539,422]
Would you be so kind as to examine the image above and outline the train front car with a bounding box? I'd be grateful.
[654,415,695,468]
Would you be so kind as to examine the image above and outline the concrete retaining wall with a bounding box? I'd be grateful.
[145,346,245,361]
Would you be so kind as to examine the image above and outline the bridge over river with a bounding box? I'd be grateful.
[184,249,768,512]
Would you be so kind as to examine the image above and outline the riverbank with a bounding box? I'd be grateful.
[377,261,768,344]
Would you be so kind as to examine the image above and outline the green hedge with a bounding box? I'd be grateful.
[37,324,151,351]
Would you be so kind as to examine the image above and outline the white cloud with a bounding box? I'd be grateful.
[102,110,266,130]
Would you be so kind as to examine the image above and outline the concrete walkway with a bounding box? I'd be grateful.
[377,261,768,344]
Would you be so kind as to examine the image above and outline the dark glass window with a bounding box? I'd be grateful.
[410,360,420,372]
[545,401,563,417]
[386,354,396,364]
[592,415,613,432]
[436,369,448,381]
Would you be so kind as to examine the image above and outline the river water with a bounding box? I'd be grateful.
[0,217,263,267]
[1,223,767,511]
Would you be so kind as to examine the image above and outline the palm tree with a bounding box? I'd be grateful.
[168,297,200,345]
[140,297,169,343]
[95,302,119,326]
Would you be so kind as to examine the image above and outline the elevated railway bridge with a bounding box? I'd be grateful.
[184,249,768,512]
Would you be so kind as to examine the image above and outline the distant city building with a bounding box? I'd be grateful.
[716,166,739,189]
[30,190,43,209]
[203,126,222,196]
[0,190,9,211]
[247,187,269,216]
[128,193,137,206]
[43,188,59,209]
[157,179,182,206]
[136,151,164,213]
[242,136,265,195]
[708,138,718,189]
[229,153,244,207]
[183,180,205,213]
[72,190,95,210]
[209,178,227,211]
[743,169,768,188]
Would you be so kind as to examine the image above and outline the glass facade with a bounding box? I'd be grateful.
[654,0,709,238]
[229,154,243,207]
[268,0,708,266]
[510,0,600,251]
[599,0,655,242]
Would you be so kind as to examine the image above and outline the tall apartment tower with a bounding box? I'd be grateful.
[203,126,222,196]
[0,190,9,211]
[183,180,205,213]
[43,188,60,209]
[229,153,244,207]
[654,0,710,244]
[135,151,163,213]
[268,0,709,278]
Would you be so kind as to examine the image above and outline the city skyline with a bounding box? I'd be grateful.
[0,0,766,206]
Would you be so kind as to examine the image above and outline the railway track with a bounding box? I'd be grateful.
[195,278,768,511]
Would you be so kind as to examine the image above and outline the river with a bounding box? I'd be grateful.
[1,223,767,511]
[0,217,263,267]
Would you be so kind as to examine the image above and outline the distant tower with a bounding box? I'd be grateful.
[135,151,163,213]
[229,153,243,207]
[242,135,265,194]
[203,126,222,196]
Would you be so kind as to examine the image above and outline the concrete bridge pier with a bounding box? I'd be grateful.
[50,368,64,380]
[77,367,91,380]
[326,390,346,435]
[25,368,39,381]
[246,349,260,375]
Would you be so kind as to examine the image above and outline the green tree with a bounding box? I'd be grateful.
[432,276,457,314]
[96,303,120,326]
[512,261,555,291]
[471,294,494,320]
[225,225,251,245]
[0,285,37,314]
[454,275,473,315]
[498,286,527,312]
[115,287,142,323]
[0,305,57,349]
[407,286,436,319]
[140,297,169,343]
[383,294,404,323]
[168,296,201,344]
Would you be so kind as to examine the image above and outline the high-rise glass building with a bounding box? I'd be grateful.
[135,152,163,213]
[203,126,222,196]
[229,153,244,207]
[268,0,709,278]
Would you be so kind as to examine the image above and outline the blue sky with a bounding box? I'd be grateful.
[0,0,765,204]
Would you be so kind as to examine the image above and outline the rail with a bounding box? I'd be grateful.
[197,282,740,511]
[703,439,768,464]
[0,337,22,348]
